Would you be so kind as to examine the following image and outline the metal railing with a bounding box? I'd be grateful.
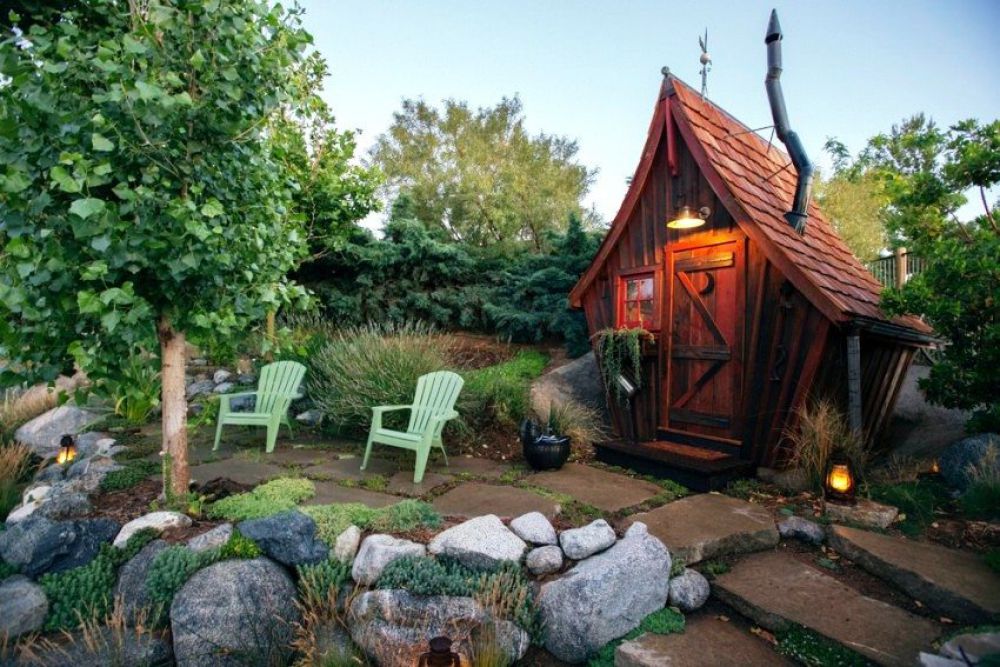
[866,248,926,289]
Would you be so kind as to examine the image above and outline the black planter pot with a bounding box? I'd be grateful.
[520,420,571,470]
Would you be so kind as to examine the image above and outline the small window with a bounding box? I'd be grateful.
[619,273,655,329]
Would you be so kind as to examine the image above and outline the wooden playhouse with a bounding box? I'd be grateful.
[569,70,933,487]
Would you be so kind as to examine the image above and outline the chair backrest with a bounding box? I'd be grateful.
[256,361,306,415]
[407,371,464,435]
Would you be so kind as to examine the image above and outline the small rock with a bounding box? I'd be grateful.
[559,519,616,560]
[352,535,426,586]
[22,485,52,504]
[36,490,92,520]
[186,380,215,399]
[187,523,234,553]
[114,511,192,548]
[941,630,1000,662]
[778,516,825,544]
[333,525,362,564]
[213,369,233,385]
[0,575,48,638]
[825,498,899,530]
[428,515,527,569]
[668,568,710,612]
[213,382,235,394]
[238,510,328,567]
[526,545,563,575]
[115,539,170,624]
[237,373,256,385]
[510,511,558,545]
[296,410,322,426]
[919,653,967,667]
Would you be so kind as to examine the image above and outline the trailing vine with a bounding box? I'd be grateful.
[593,327,653,402]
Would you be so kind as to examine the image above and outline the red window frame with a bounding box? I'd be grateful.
[617,270,657,330]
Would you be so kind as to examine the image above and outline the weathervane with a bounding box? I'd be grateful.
[699,29,712,98]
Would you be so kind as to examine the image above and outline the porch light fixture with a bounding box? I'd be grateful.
[667,205,710,230]
[824,453,856,505]
[56,434,77,465]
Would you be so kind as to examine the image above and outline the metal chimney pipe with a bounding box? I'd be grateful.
[765,9,814,235]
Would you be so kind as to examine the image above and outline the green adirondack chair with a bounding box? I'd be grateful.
[213,361,306,453]
[362,371,464,483]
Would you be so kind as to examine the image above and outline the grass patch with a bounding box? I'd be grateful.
[460,349,549,429]
[869,478,951,537]
[587,607,685,666]
[776,625,873,666]
[725,478,770,500]
[99,459,160,493]
[302,499,441,543]
[701,560,730,578]
[206,477,315,521]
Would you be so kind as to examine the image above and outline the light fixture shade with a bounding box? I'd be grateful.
[667,205,707,229]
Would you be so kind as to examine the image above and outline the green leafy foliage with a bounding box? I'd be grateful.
[461,349,549,430]
[297,558,353,604]
[377,555,478,596]
[39,529,157,631]
[100,459,160,493]
[593,328,653,402]
[218,530,262,560]
[587,608,685,666]
[95,352,161,425]
[302,499,441,544]
[869,478,951,537]
[145,545,220,624]
[777,625,873,666]
[206,478,315,521]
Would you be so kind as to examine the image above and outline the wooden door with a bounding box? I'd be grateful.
[664,237,744,441]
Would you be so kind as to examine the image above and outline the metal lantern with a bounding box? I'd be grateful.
[56,434,77,465]
[824,454,856,505]
[417,636,460,667]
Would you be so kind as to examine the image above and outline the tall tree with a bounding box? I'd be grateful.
[0,1,324,496]
[815,141,888,262]
[370,97,595,249]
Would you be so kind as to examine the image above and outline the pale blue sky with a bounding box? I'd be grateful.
[298,0,1000,226]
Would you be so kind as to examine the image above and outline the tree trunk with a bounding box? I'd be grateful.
[158,316,190,498]
[265,309,276,362]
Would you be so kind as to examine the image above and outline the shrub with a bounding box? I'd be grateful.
[302,499,441,544]
[99,459,160,493]
[535,398,607,457]
[0,441,32,520]
[785,399,868,492]
[306,321,452,434]
[461,349,549,429]
[587,608,684,666]
[97,352,161,426]
[592,328,652,402]
[39,529,157,631]
[961,443,1000,520]
[377,555,477,596]
[776,625,872,666]
[219,529,263,559]
[207,477,315,521]
[145,545,220,624]
[297,558,353,607]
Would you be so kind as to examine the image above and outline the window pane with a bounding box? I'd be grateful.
[625,280,639,300]
[625,302,640,324]
[640,300,654,326]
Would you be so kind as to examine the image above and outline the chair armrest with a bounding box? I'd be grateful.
[429,410,459,425]
[371,405,412,415]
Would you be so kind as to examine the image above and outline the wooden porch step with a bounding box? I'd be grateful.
[596,439,751,491]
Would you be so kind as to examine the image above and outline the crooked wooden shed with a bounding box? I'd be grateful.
[569,72,934,487]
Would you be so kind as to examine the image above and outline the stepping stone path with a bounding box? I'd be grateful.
[301,457,398,482]
[627,493,779,564]
[615,615,793,667]
[430,456,511,479]
[302,483,398,508]
[828,524,1000,623]
[188,459,285,487]
[385,470,452,497]
[432,482,558,518]
[264,447,333,468]
[526,463,662,512]
[713,551,939,667]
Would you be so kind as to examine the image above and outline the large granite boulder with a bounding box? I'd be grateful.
[939,433,1000,491]
[352,534,426,586]
[668,568,710,612]
[14,405,102,457]
[538,522,671,663]
[0,516,119,577]
[238,510,329,566]
[349,589,529,667]
[559,519,616,560]
[114,511,192,548]
[427,515,527,569]
[0,575,48,638]
[114,539,169,625]
[530,351,606,416]
[170,558,300,667]
[509,511,557,546]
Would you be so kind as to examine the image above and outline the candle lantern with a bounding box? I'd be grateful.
[824,453,856,505]
[417,636,460,667]
[56,434,77,465]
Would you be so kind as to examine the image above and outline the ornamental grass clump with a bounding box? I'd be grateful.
[0,440,32,520]
[785,399,867,492]
[206,477,315,521]
[307,321,451,434]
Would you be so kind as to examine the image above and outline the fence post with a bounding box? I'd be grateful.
[894,246,907,289]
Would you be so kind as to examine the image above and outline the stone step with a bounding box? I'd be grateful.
[615,615,793,667]
[713,551,940,667]
[626,493,779,564]
[827,524,1000,624]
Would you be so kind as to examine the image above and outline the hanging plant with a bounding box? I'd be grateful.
[593,327,654,402]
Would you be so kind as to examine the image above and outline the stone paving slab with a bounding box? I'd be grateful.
[264,446,335,468]
[301,457,400,481]
[303,482,398,508]
[188,459,286,487]
[430,456,511,479]
[525,463,662,512]
[615,616,793,667]
[828,524,1000,624]
[432,482,558,519]
[627,493,779,564]
[714,551,940,667]
[385,471,452,497]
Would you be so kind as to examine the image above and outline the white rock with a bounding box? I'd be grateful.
[333,525,362,564]
[213,382,235,394]
[559,519,616,560]
[668,568,710,612]
[213,369,233,385]
[114,511,192,547]
[526,545,563,575]
[187,523,233,552]
[95,438,117,456]
[296,410,322,426]
[22,485,52,504]
[919,653,967,667]
[510,511,557,545]
[352,534,425,586]
[428,515,527,569]
[5,500,42,524]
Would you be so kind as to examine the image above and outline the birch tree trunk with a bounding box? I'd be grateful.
[158,316,190,498]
